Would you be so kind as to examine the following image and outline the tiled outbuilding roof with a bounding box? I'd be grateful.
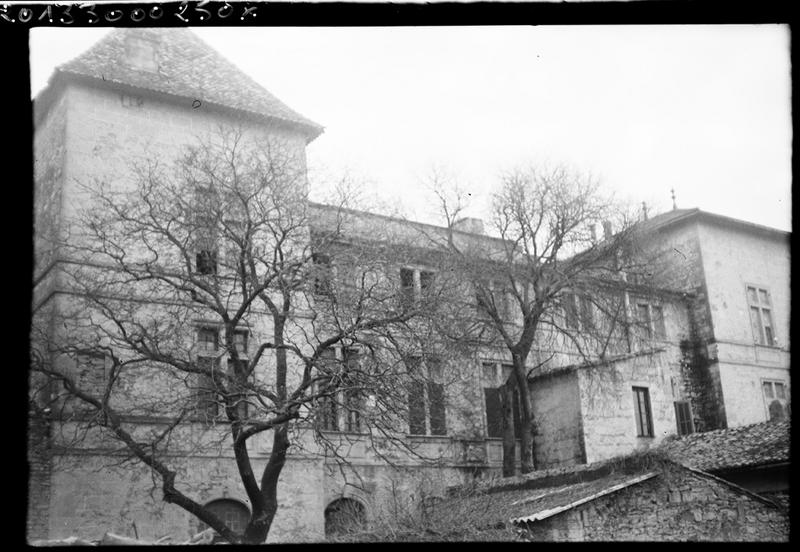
[49,28,323,140]
[659,420,790,472]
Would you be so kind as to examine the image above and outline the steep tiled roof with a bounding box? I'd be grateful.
[660,420,790,472]
[51,28,323,140]
[634,207,789,239]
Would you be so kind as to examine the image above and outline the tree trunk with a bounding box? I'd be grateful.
[242,424,289,544]
[513,353,536,474]
[500,379,516,477]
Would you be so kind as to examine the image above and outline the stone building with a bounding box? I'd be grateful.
[426,445,789,542]
[633,209,791,430]
[29,29,789,543]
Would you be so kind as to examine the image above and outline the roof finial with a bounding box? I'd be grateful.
[642,201,648,220]
[670,188,677,210]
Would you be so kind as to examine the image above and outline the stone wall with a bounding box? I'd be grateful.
[27,409,52,542]
[578,349,679,464]
[522,463,788,541]
[530,372,585,468]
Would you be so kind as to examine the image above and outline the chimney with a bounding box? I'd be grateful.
[453,217,485,235]
[590,223,598,243]
[602,220,613,240]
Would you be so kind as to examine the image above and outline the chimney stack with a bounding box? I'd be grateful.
[590,223,598,243]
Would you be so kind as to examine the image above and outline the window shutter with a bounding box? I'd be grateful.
[408,381,426,434]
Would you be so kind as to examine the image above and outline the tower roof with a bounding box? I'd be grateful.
[47,28,323,141]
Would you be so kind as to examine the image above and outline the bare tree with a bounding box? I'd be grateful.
[30,126,454,544]
[428,165,643,475]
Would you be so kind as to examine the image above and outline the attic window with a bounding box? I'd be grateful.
[125,37,158,72]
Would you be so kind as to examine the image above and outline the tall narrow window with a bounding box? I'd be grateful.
[674,400,694,436]
[563,293,579,329]
[636,304,652,339]
[652,305,666,340]
[406,356,446,436]
[419,270,435,296]
[633,386,653,437]
[400,268,415,309]
[318,348,339,431]
[343,349,363,432]
[483,362,522,439]
[747,286,776,346]
[762,380,789,422]
[195,189,218,275]
[312,253,333,296]
[195,357,220,421]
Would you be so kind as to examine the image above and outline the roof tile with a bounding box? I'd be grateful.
[55,29,323,139]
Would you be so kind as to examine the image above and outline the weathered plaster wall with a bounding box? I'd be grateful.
[522,465,788,541]
[717,363,791,427]
[696,222,790,349]
[47,452,325,543]
[530,372,585,469]
[578,350,679,464]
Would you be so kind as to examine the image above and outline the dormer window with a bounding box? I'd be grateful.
[125,37,158,72]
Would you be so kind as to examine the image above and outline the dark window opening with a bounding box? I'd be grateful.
[564,293,578,329]
[196,249,218,275]
[400,268,415,308]
[674,400,694,436]
[633,386,654,437]
[325,498,366,537]
[484,382,522,439]
[312,253,333,295]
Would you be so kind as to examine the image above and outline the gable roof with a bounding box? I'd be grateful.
[659,420,790,472]
[635,207,790,240]
[38,28,323,141]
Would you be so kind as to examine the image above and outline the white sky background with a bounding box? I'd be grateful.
[30,25,792,232]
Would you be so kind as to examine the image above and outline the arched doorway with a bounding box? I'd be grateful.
[324,497,366,537]
[199,498,251,535]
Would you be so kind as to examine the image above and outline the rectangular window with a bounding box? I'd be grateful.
[406,356,447,436]
[400,268,415,309]
[419,270,435,295]
[483,387,503,438]
[197,327,219,353]
[318,349,339,431]
[636,304,652,339]
[762,379,789,421]
[633,386,654,437]
[563,293,578,329]
[674,400,694,436]
[483,375,522,439]
[195,357,220,421]
[312,253,333,295]
[652,306,666,340]
[408,381,426,435]
[195,250,218,275]
[232,330,248,355]
[747,285,776,346]
[343,349,363,432]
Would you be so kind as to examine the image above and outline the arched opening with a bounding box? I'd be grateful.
[768,399,787,421]
[199,498,251,536]
[324,497,366,537]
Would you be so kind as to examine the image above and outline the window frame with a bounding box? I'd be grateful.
[746,285,776,347]
[632,300,667,341]
[194,325,252,422]
[406,355,447,437]
[399,266,436,309]
[316,347,367,434]
[632,386,654,438]
[482,361,522,440]
[674,400,695,436]
[761,378,789,421]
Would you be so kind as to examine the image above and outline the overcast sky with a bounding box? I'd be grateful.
[30,25,791,232]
